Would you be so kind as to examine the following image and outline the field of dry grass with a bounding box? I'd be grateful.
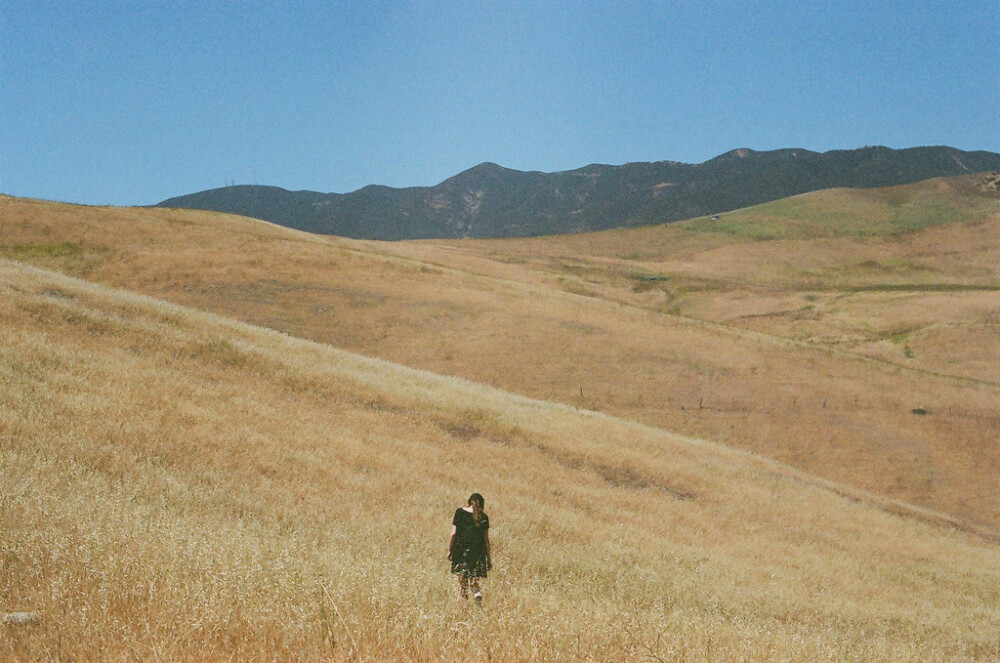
[2,175,998,536]
[2,258,999,662]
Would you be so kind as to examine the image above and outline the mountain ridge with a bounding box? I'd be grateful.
[156,145,1000,240]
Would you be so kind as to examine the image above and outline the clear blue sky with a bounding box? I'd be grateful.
[2,1,997,206]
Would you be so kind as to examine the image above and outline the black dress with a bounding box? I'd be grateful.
[451,508,489,578]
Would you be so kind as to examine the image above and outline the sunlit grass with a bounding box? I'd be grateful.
[688,183,995,240]
[2,260,999,661]
[3,183,1000,538]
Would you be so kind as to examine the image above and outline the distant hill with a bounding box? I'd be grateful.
[156,146,1000,240]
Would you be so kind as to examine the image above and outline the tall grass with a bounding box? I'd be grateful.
[2,260,999,661]
[3,187,1000,543]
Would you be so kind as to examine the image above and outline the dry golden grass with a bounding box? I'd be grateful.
[2,177,998,536]
[2,259,999,662]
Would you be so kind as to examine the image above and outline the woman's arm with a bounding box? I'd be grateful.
[484,530,492,569]
[448,524,457,560]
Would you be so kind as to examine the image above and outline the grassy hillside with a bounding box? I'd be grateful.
[2,175,998,536]
[2,259,999,662]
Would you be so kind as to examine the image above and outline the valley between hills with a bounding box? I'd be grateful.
[1,173,999,661]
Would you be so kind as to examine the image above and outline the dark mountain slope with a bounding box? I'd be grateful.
[156,146,1000,240]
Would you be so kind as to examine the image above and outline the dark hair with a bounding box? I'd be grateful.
[468,493,485,524]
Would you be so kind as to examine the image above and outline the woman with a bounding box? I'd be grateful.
[448,493,492,606]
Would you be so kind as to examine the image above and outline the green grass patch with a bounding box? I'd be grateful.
[491,253,527,264]
[684,186,998,242]
[3,241,86,259]
[880,327,920,344]
[878,196,966,235]
[189,339,268,372]
[1,241,112,276]
[692,215,801,241]
[629,271,670,292]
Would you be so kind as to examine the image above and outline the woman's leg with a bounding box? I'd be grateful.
[457,574,470,606]
[470,577,482,606]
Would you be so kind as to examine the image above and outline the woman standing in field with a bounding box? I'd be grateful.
[448,493,492,607]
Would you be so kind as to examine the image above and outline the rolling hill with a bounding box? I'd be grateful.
[3,245,999,661]
[4,173,1000,536]
[155,145,1000,239]
[4,172,1000,659]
